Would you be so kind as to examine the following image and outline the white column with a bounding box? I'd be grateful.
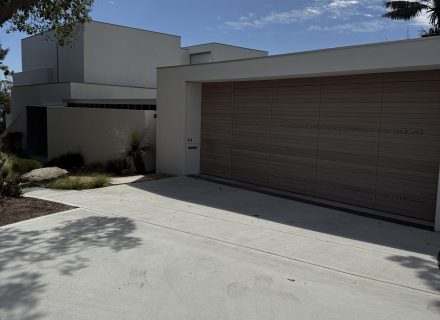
[185,82,201,175]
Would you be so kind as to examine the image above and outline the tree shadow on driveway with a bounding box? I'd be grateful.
[0,214,142,320]
[386,255,440,293]
[386,254,440,313]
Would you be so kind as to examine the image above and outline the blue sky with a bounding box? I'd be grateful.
[0,0,431,72]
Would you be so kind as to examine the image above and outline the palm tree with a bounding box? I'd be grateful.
[383,0,440,36]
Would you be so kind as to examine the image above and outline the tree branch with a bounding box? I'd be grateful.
[0,0,40,26]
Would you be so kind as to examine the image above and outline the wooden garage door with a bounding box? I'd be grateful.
[201,70,440,222]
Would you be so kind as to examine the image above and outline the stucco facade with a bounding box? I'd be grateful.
[156,36,440,230]
[8,21,265,165]
[157,36,440,176]
[184,43,267,64]
[47,107,156,168]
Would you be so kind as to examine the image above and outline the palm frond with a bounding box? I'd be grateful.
[428,0,440,28]
[384,0,430,9]
[383,1,430,21]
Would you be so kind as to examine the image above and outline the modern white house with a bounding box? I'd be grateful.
[6,21,267,167]
[6,21,440,230]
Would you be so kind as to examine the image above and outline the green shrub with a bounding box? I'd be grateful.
[48,176,79,190]
[0,158,22,197]
[78,159,130,176]
[47,153,84,172]
[105,158,130,176]
[0,132,23,155]
[91,175,110,188]
[125,130,146,174]
[80,162,106,174]
[0,153,42,179]
[0,178,22,197]
[11,158,42,175]
[48,174,110,190]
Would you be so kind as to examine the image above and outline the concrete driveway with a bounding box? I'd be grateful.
[1,176,440,320]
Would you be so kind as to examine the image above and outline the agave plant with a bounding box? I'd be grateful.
[383,0,440,36]
[125,129,154,174]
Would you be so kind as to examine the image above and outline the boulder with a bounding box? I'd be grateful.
[21,167,68,183]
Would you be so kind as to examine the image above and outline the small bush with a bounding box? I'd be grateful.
[125,130,146,174]
[0,153,42,179]
[0,158,22,197]
[47,153,84,172]
[0,178,22,197]
[11,158,42,175]
[105,158,130,176]
[48,175,110,190]
[0,132,23,155]
[80,162,106,174]
[92,175,110,188]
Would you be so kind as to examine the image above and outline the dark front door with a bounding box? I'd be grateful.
[26,106,48,160]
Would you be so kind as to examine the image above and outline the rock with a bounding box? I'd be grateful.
[20,167,68,183]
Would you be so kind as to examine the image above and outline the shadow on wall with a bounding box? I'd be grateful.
[0,215,142,320]
[127,177,440,257]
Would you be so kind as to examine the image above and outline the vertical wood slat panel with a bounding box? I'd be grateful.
[201,70,440,222]
[317,80,383,208]
[268,84,320,195]
[375,78,440,221]
[232,86,272,185]
[200,83,233,178]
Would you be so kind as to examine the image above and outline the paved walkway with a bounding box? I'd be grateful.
[1,177,439,319]
[109,174,156,185]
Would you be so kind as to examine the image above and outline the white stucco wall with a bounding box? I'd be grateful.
[83,22,183,88]
[157,36,440,176]
[185,43,268,63]
[13,68,54,86]
[47,107,156,168]
[21,30,85,83]
[8,82,156,151]
[21,34,58,81]
[7,83,71,147]
[69,83,156,100]
[58,30,85,83]
[19,22,184,88]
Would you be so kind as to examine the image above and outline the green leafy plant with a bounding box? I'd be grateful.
[0,158,22,197]
[0,132,23,155]
[0,177,22,197]
[80,162,106,174]
[0,45,9,75]
[105,158,130,176]
[11,157,42,175]
[1,0,95,46]
[0,45,12,134]
[0,153,42,179]
[0,76,12,134]
[125,130,148,174]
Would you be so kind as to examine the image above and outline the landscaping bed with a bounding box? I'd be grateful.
[47,175,110,190]
[0,196,75,226]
